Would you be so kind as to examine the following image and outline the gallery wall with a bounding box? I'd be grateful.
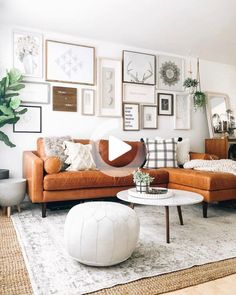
[0,24,236,177]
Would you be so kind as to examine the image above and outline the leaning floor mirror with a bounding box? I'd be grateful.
[205,92,235,138]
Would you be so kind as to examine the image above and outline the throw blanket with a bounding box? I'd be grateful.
[184,159,236,176]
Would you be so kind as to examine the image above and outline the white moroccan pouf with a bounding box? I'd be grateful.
[64,201,140,266]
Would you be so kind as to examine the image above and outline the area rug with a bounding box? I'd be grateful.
[10,202,236,295]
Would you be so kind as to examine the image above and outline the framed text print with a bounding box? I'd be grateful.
[123,103,140,131]
[46,40,95,85]
[123,50,156,85]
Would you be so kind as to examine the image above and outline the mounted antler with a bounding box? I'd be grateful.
[141,62,153,83]
[126,61,153,83]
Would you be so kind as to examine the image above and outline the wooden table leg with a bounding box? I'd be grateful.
[130,203,135,209]
[165,206,170,243]
[7,206,11,218]
[177,206,184,225]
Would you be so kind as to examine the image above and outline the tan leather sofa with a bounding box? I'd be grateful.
[23,138,236,218]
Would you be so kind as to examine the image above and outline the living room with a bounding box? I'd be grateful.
[1,0,236,294]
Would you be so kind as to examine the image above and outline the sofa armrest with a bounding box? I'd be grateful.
[23,151,44,203]
[189,152,219,160]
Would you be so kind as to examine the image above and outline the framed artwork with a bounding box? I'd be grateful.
[123,84,155,104]
[123,103,140,131]
[174,93,191,129]
[53,86,77,112]
[20,81,50,104]
[123,50,156,85]
[98,58,122,117]
[142,105,158,129]
[13,105,42,133]
[13,30,43,78]
[158,55,184,91]
[158,93,174,116]
[46,40,95,85]
[81,89,95,115]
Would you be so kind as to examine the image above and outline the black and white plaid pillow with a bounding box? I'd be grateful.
[143,138,178,168]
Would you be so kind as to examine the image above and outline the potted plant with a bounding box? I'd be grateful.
[133,169,154,193]
[0,69,27,147]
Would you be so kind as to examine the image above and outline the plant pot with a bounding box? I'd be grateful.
[136,182,149,193]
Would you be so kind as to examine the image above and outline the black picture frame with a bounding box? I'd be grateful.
[157,93,174,116]
[13,105,42,133]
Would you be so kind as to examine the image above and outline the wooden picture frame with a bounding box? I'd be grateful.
[174,93,191,129]
[53,86,77,112]
[81,89,95,115]
[46,40,95,85]
[157,93,174,116]
[98,58,122,117]
[123,103,140,131]
[20,81,50,104]
[123,50,156,85]
[13,105,42,133]
[142,105,158,129]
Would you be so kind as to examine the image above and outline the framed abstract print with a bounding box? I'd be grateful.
[46,40,95,85]
[142,105,158,129]
[20,81,50,104]
[81,89,95,115]
[98,58,122,117]
[158,55,184,91]
[174,93,191,129]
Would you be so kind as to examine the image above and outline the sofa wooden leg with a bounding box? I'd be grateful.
[42,203,47,218]
[203,201,208,218]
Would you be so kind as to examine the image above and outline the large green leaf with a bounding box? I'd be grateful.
[8,68,22,84]
[10,97,21,110]
[4,92,20,99]
[8,83,25,91]
[0,115,19,128]
[0,105,14,116]
[0,131,15,147]
[16,107,27,115]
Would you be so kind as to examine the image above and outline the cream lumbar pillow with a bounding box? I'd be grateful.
[63,141,96,171]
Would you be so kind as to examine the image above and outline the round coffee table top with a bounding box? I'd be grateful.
[117,188,203,207]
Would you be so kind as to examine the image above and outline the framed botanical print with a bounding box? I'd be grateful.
[13,30,43,78]
[13,105,42,133]
[81,89,95,115]
[98,58,122,117]
[46,40,95,85]
[158,93,174,116]
[20,81,50,104]
[158,55,184,91]
[174,93,191,129]
[142,105,158,129]
[123,50,156,85]
[123,103,140,131]
[123,84,156,104]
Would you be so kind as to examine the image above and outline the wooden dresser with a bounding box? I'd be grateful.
[205,137,236,159]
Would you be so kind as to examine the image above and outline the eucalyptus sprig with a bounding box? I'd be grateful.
[133,169,154,185]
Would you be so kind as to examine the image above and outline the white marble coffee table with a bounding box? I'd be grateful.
[117,189,203,243]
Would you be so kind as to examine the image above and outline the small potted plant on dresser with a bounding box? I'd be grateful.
[133,169,154,193]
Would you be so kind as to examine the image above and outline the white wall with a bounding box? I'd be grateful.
[1,24,236,177]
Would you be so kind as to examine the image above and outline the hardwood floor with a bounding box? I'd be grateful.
[164,274,236,295]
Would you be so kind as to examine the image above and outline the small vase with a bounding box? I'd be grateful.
[136,182,149,193]
[23,54,34,75]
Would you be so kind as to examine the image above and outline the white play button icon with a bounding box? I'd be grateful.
[108,136,132,161]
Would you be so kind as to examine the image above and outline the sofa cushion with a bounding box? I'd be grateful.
[43,169,169,191]
[44,156,61,174]
[165,168,236,191]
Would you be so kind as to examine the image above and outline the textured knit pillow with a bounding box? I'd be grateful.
[176,138,190,165]
[64,141,96,171]
[143,138,178,168]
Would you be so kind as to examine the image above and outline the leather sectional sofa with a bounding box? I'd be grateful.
[23,138,236,218]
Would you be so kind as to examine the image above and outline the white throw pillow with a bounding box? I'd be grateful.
[63,141,96,171]
[154,137,190,166]
[176,138,190,165]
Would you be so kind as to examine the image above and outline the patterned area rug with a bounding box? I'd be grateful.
[11,202,236,295]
